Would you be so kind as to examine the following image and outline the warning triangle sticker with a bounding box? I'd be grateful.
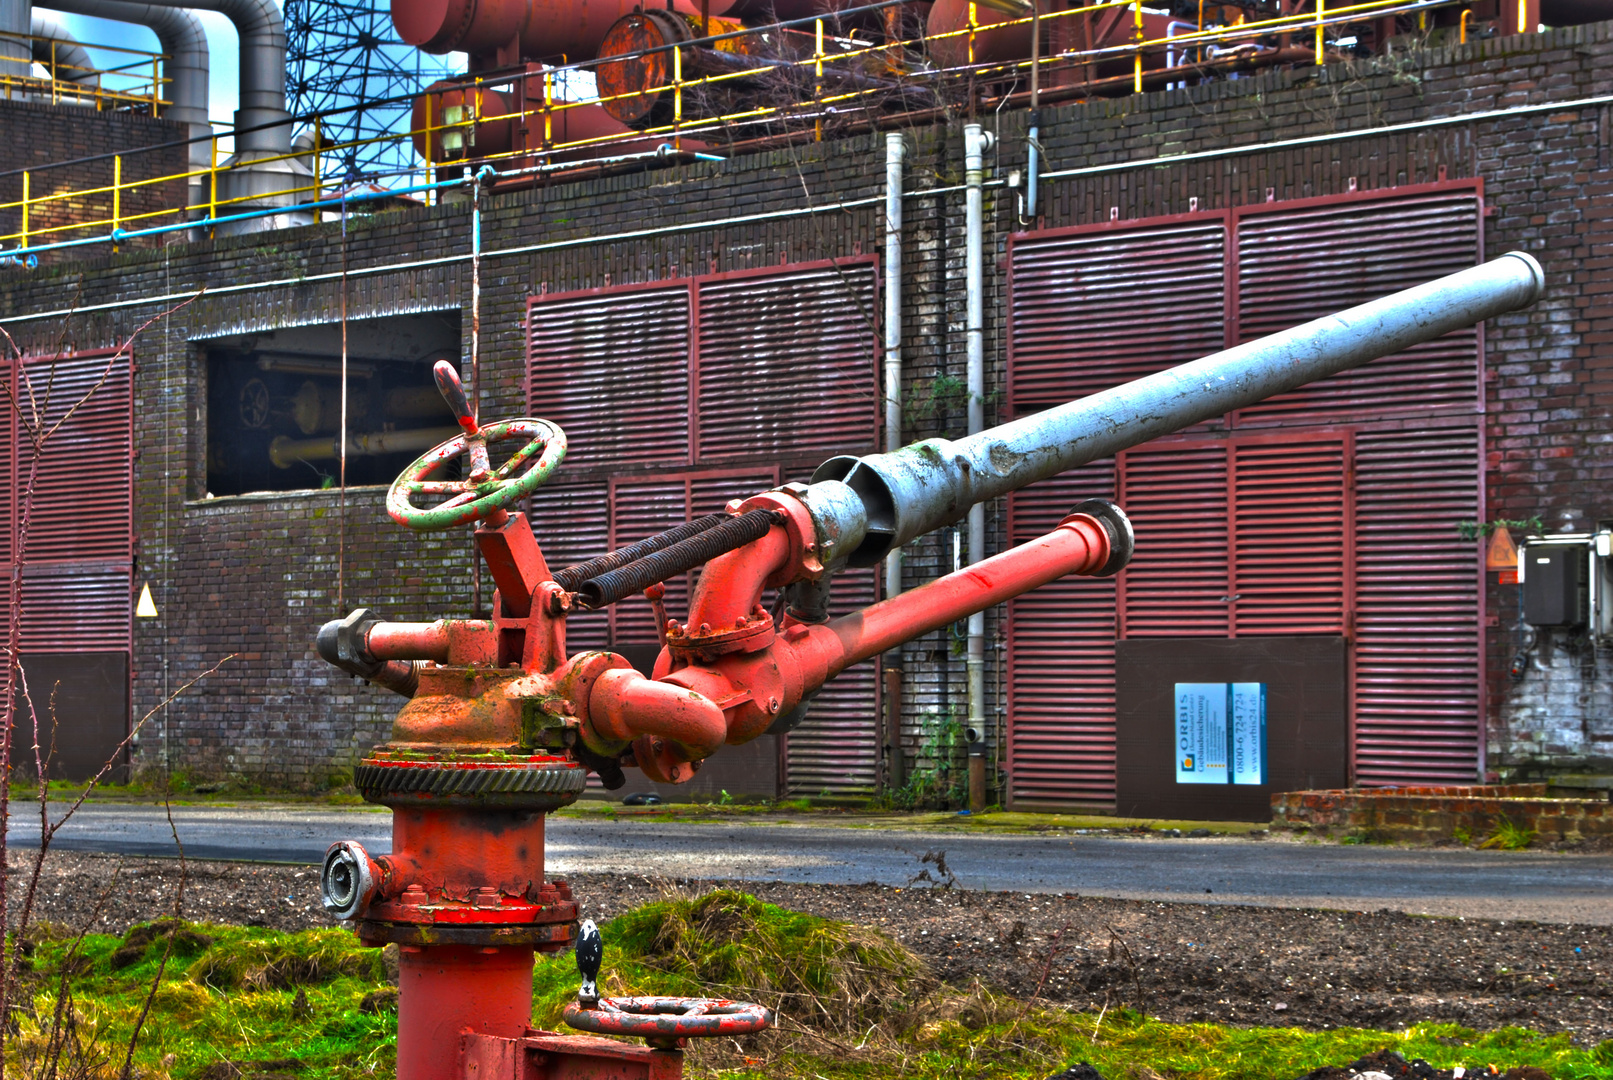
[1486,526,1520,571]
[135,582,158,618]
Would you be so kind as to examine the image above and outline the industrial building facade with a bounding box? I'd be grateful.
[1,20,1609,804]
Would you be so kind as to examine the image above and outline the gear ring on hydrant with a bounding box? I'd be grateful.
[563,997,774,1045]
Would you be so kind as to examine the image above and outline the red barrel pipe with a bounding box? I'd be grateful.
[594,512,1112,770]
[368,621,451,662]
[817,512,1111,673]
[397,944,536,1078]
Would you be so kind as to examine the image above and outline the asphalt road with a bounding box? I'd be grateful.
[9,803,1610,925]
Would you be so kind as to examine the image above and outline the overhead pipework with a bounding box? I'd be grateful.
[115,0,306,233]
[313,246,1542,1079]
[28,12,98,86]
[38,0,211,176]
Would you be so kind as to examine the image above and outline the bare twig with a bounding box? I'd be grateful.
[118,791,188,1080]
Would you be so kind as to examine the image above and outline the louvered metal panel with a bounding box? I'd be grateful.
[1007,220,1226,411]
[1117,442,1230,638]
[782,566,880,795]
[695,262,879,463]
[1352,425,1482,784]
[10,352,132,656]
[17,562,131,652]
[528,483,611,651]
[1230,437,1350,635]
[527,286,691,471]
[19,352,133,565]
[1005,461,1118,807]
[1235,191,1481,424]
[608,477,692,648]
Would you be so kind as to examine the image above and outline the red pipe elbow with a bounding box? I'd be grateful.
[587,668,727,783]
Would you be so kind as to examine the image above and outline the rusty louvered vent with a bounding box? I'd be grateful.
[527,285,692,471]
[12,351,133,653]
[1008,220,1227,413]
[1351,424,1482,785]
[1229,437,1350,636]
[1004,185,1485,808]
[529,262,882,796]
[695,262,879,464]
[781,566,879,796]
[1235,192,1481,425]
[1117,442,1231,638]
[528,482,610,651]
[1005,461,1118,807]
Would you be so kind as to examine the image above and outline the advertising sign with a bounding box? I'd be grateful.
[1173,682,1267,786]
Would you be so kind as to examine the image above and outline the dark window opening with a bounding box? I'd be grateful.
[205,311,463,496]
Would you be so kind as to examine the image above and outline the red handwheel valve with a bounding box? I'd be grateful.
[562,919,774,1049]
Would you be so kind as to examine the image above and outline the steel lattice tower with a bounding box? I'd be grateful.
[285,0,460,183]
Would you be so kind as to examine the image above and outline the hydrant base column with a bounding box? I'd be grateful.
[397,945,536,1080]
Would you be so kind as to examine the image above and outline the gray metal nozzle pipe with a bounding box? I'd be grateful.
[808,250,1546,566]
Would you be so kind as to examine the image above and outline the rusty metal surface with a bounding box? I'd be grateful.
[1352,424,1483,785]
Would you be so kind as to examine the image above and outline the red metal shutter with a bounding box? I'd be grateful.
[1234,191,1481,424]
[694,262,879,463]
[527,285,692,470]
[608,477,693,647]
[1003,218,1227,808]
[782,567,880,796]
[1352,425,1482,784]
[1005,462,1118,806]
[1116,442,1230,638]
[1229,436,1350,635]
[17,351,133,652]
[1007,220,1226,413]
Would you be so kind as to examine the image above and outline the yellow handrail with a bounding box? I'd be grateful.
[0,0,1476,255]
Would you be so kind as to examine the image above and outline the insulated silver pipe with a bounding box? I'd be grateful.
[882,130,905,602]
[30,12,97,85]
[136,0,287,153]
[807,250,1547,566]
[962,121,992,761]
[0,0,28,79]
[38,0,209,164]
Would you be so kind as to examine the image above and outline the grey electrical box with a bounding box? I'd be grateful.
[1523,544,1588,627]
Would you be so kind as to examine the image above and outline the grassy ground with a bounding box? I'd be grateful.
[12,891,1613,1080]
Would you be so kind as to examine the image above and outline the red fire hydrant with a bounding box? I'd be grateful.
[319,361,1126,1079]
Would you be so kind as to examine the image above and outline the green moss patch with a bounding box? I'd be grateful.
[10,896,1613,1080]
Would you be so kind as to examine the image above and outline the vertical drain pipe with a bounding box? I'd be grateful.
[882,130,906,794]
[963,121,993,813]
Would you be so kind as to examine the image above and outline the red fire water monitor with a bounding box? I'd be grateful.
[318,252,1543,1079]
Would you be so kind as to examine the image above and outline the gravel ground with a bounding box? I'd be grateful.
[9,850,1610,1046]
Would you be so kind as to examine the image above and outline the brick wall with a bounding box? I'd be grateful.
[0,21,1607,791]
[0,99,189,264]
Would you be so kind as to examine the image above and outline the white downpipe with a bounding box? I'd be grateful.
[963,121,993,766]
[883,131,905,602]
